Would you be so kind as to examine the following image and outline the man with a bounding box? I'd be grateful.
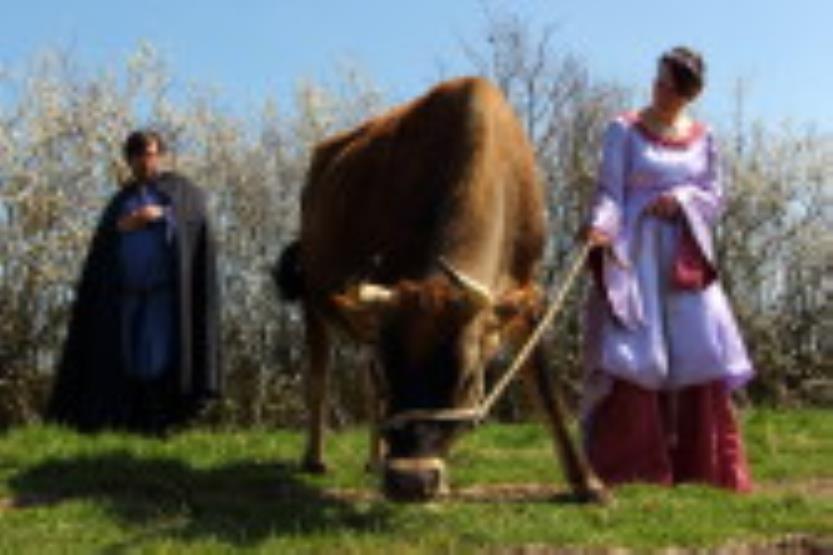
[47,130,221,434]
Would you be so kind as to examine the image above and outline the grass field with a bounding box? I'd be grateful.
[0,408,830,553]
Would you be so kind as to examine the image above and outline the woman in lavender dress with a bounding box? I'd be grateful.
[580,47,753,491]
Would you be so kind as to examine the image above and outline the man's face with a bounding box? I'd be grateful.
[129,139,161,181]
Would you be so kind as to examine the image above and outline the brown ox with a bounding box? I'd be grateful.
[275,77,604,501]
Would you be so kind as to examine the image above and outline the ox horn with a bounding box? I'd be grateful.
[437,257,493,309]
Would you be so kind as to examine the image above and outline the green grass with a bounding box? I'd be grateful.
[0,408,830,554]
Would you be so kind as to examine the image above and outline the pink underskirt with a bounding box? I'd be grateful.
[584,378,752,492]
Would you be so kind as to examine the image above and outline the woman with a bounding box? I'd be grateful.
[580,47,753,491]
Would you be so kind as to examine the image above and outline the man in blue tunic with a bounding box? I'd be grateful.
[48,130,221,434]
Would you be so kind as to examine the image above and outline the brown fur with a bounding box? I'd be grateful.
[300,76,545,307]
[286,77,603,500]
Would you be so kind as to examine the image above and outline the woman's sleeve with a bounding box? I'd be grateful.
[671,131,725,227]
[670,131,724,264]
[588,119,629,240]
[587,118,644,329]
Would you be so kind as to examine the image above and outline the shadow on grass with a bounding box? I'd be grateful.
[8,451,394,548]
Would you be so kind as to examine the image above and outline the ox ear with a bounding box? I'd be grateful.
[437,258,493,311]
[493,286,543,319]
[330,282,399,342]
[488,285,544,336]
[480,286,544,362]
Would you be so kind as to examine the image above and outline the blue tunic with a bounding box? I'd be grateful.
[118,184,178,380]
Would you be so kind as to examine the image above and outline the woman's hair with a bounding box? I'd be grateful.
[660,46,705,99]
[122,130,166,161]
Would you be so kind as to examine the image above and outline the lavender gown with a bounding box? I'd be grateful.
[582,113,754,416]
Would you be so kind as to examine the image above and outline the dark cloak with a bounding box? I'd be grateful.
[47,172,221,433]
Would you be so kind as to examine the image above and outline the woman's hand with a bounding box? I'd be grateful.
[647,193,681,219]
[117,204,165,231]
[579,225,612,248]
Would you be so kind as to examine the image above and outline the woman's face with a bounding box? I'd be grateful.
[651,61,689,111]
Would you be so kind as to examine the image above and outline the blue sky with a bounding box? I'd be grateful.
[2,0,831,131]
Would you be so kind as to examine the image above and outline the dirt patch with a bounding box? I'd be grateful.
[481,534,831,554]
[4,479,832,509]
[323,481,831,553]
[0,493,65,511]
[327,478,833,504]
[2,486,829,553]
[759,478,833,499]
[327,482,568,503]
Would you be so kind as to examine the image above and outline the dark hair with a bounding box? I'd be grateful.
[122,130,165,161]
[660,46,705,99]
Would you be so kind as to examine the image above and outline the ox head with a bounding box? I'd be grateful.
[332,261,528,500]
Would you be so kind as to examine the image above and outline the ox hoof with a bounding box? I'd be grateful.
[300,458,329,474]
[573,485,611,505]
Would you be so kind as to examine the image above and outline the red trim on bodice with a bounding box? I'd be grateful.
[622,111,706,148]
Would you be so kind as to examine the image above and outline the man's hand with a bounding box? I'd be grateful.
[646,194,680,219]
[118,204,165,231]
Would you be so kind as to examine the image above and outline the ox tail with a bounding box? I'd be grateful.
[272,239,304,301]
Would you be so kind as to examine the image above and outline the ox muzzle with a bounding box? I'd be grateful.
[383,457,448,501]
[380,411,479,501]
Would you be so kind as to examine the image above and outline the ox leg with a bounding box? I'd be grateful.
[364,357,386,473]
[522,344,608,502]
[301,308,331,474]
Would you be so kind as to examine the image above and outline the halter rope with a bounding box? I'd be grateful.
[382,241,592,431]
